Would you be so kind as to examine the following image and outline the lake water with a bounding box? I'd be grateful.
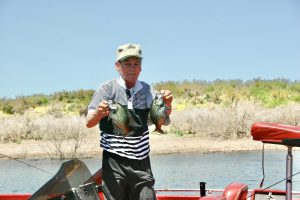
[0,151,300,194]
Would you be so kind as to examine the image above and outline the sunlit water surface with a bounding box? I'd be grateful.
[0,151,299,193]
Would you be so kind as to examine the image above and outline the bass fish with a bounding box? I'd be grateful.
[107,100,130,136]
[149,93,170,134]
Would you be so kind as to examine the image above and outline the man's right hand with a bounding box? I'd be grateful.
[86,100,110,128]
[96,100,110,118]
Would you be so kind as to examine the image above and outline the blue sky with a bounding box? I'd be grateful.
[0,0,299,98]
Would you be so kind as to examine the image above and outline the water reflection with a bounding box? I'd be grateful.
[0,151,299,193]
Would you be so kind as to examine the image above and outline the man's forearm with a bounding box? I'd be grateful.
[86,111,102,128]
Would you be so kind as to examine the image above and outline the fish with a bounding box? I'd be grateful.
[107,100,130,136]
[149,92,170,134]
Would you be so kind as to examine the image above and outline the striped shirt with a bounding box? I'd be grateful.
[88,76,156,160]
[100,131,150,160]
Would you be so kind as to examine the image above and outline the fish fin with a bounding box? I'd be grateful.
[123,127,130,137]
[147,112,154,126]
[128,113,137,127]
[163,116,171,126]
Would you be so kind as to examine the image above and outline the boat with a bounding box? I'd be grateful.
[0,122,300,200]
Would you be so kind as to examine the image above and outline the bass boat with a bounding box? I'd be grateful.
[1,122,300,200]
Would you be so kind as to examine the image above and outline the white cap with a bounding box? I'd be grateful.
[116,43,142,61]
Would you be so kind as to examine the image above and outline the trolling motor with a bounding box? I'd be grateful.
[29,160,107,200]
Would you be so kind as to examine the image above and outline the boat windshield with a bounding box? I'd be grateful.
[29,159,92,200]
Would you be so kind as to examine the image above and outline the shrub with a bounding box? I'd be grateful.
[2,104,14,114]
[39,115,88,159]
[169,101,300,140]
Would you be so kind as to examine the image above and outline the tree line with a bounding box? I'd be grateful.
[1,78,300,115]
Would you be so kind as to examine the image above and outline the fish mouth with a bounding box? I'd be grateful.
[107,100,117,110]
[109,105,117,110]
[155,93,163,100]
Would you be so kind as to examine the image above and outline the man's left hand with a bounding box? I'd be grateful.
[160,90,173,107]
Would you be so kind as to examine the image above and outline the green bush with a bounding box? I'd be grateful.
[0,79,299,115]
[2,104,14,114]
[153,78,300,108]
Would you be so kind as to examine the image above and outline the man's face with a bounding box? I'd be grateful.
[116,57,142,87]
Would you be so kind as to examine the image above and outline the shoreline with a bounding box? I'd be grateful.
[0,133,295,160]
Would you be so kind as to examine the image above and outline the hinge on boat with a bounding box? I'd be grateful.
[266,192,274,200]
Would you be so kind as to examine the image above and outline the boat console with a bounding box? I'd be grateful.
[251,122,300,200]
[250,189,286,200]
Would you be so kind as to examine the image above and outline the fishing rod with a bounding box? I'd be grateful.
[0,152,53,176]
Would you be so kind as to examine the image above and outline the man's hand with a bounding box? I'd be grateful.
[86,100,110,128]
[160,90,173,115]
[96,100,110,118]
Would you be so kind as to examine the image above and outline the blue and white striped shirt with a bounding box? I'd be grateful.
[88,76,157,160]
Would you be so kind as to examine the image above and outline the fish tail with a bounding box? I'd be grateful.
[154,126,166,134]
[164,116,171,126]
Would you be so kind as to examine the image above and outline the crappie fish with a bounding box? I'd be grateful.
[149,93,170,134]
[107,100,130,136]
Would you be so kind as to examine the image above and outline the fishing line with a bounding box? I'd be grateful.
[243,143,300,200]
[0,152,53,176]
[244,170,300,200]
[259,143,265,188]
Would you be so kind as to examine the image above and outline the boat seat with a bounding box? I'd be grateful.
[222,182,248,200]
[201,182,248,200]
[251,122,300,146]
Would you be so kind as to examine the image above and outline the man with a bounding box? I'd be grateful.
[86,43,173,200]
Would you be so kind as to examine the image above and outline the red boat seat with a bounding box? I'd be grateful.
[222,182,248,200]
[201,182,248,200]
[251,122,300,146]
